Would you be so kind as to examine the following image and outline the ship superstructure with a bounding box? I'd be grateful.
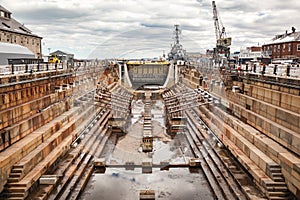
[168,24,187,61]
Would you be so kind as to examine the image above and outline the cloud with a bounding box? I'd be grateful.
[1,0,299,58]
[16,7,86,21]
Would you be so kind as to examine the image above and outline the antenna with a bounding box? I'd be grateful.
[174,24,181,45]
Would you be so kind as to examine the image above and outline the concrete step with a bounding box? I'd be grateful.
[264,181,287,187]
[12,166,23,169]
[5,187,27,193]
[11,169,23,174]
[268,191,290,197]
[273,177,285,182]
[2,192,26,198]
[267,186,289,192]
[269,168,282,173]
[9,173,21,178]
[6,197,24,200]
[271,173,284,177]
[7,178,20,183]
[268,197,291,200]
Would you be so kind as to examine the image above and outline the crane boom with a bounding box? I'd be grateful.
[212,1,231,47]
[212,1,221,41]
[212,1,231,62]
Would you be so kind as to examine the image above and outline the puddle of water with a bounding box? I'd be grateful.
[81,168,214,200]
[152,140,186,164]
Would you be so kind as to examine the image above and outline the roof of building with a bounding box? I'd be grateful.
[0,5,42,38]
[0,42,34,54]
[264,31,300,45]
[50,50,74,56]
[0,5,11,14]
[0,42,34,65]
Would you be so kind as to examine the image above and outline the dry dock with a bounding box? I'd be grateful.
[0,61,299,199]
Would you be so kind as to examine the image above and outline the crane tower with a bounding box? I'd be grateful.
[212,1,231,64]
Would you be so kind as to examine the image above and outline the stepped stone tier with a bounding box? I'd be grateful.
[182,65,300,198]
[0,61,107,198]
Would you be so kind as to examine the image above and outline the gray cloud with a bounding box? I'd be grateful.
[16,8,86,21]
[1,0,299,58]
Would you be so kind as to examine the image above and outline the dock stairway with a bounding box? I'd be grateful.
[142,92,153,152]
[265,164,291,200]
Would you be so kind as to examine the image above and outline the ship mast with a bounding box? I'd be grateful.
[174,24,181,45]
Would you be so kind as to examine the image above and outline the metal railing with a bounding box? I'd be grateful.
[0,62,67,75]
[0,60,104,76]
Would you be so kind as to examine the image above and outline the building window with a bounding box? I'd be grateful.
[32,39,34,45]
[2,22,10,28]
[297,44,300,51]
[246,104,251,110]
[5,13,10,19]
[278,45,280,50]
[14,36,16,43]
[6,35,10,42]
[288,44,291,52]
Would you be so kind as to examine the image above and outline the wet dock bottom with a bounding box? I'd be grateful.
[79,99,214,199]
[80,168,214,200]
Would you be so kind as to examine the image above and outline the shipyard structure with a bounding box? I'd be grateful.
[0,4,300,200]
[0,50,299,200]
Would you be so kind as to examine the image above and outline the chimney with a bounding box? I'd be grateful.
[292,27,296,33]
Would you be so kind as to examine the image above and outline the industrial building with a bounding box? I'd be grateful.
[0,5,42,59]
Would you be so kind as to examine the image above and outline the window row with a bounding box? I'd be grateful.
[264,44,300,52]
[0,32,40,46]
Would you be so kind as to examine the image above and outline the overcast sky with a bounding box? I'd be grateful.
[1,0,299,59]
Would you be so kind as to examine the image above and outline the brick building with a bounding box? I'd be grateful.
[262,28,300,61]
[0,5,42,58]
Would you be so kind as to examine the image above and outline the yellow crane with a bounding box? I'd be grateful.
[48,54,61,63]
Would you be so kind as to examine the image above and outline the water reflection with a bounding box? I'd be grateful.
[81,168,213,200]
[81,98,214,199]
